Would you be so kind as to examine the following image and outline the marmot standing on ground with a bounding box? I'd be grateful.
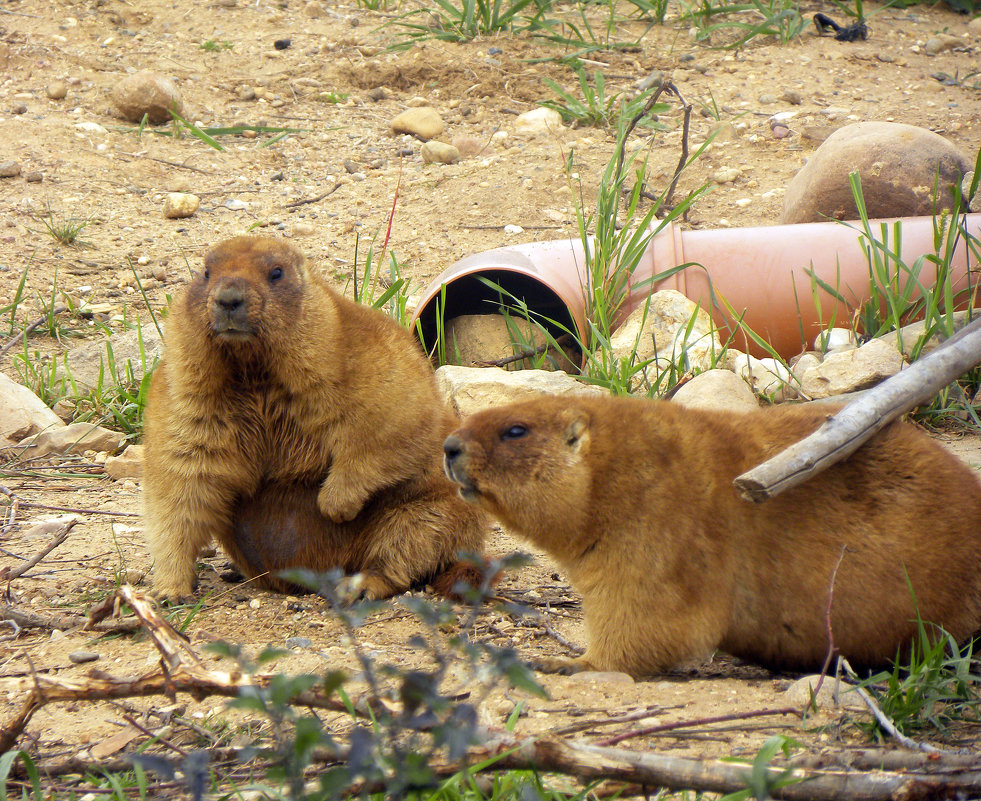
[443,395,981,676]
[143,236,487,602]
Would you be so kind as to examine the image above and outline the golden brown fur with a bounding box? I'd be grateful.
[143,236,487,601]
[443,395,981,676]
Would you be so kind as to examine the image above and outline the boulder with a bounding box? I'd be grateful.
[781,122,972,224]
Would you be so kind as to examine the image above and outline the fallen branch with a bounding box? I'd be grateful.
[0,519,75,581]
[488,736,981,801]
[734,315,981,502]
[0,306,70,360]
[0,586,372,753]
[283,182,340,208]
[0,604,142,636]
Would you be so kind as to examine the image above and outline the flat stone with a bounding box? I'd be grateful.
[420,141,461,165]
[15,422,126,458]
[0,373,65,447]
[800,337,905,398]
[435,365,603,418]
[69,651,100,664]
[0,161,21,178]
[671,368,758,412]
[105,444,144,480]
[513,107,564,136]
[390,107,444,141]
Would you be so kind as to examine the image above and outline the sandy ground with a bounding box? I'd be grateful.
[1,0,980,794]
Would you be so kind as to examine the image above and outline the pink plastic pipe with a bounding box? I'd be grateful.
[411,214,981,359]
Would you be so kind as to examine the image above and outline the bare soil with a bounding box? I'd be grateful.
[1,0,980,793]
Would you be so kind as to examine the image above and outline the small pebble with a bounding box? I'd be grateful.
[162,192,200,219]
[0,161,22,178]
[367,86,391,102]
[24,171,43,182]
[779,90,802,105]
[273,38,292,50]
[237,85,256,101]
[343,159,359,174]
[420,141,461,165]
[12,103,27,115]
[286,637,312,649]
[69,651,100,664]
[292,221,315,236]
[46,80,68,100]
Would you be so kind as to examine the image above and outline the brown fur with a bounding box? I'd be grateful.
[142,236,487,602]
[443,395,981,676]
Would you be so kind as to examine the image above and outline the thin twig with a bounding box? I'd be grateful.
[0,306,70,359]
[594,707,801,747]
[0,519,75,581]
[283,182,340,208]
[811,545,848,702]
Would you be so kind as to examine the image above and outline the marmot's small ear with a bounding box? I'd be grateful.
[564,415,589,452]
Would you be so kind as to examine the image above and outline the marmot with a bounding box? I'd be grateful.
[443,395,981,676]
[143,236,487,602]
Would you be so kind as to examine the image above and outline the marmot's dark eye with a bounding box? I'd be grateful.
[269,267,284,282]
[203,268,209,281]
[501,424,527,441]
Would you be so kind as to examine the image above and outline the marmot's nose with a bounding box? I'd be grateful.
[214,284,245,311]
[443,434,464,466]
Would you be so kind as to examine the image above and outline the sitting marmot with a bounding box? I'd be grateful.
[444,395,981,676]
[143,236,487,602]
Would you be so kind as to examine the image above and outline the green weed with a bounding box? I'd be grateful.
[540,65,671,129]
[720,735,804,801]
[683,0,805,48]
[315,89,350,104]
[530,0,650,56]
[200,38,234,51]
[385,0,553,47]
[30,205,93,247]
[854,624,980,739]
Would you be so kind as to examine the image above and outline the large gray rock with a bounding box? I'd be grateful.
[781,122,973,224]
[111,70,185,124]
[799,337,905,398]
[670,369,758,413]
[64,326,163,393]
[435,365,603,418]
[0,372,64,447]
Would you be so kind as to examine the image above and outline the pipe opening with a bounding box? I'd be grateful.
[413,270,580,362]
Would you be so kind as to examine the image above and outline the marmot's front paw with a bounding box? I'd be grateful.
[150,584,198,606]
[529,655,591,675]
[317,480,366,523]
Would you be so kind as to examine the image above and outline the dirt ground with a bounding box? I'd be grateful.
[1,0,980,793]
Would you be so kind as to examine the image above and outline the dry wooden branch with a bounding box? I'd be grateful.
[0,604,142,636]
[0,306,70,360]
[734,316,981,502]
[0,519,75,581]
[487,736,981,801]
[0,586,370,753]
